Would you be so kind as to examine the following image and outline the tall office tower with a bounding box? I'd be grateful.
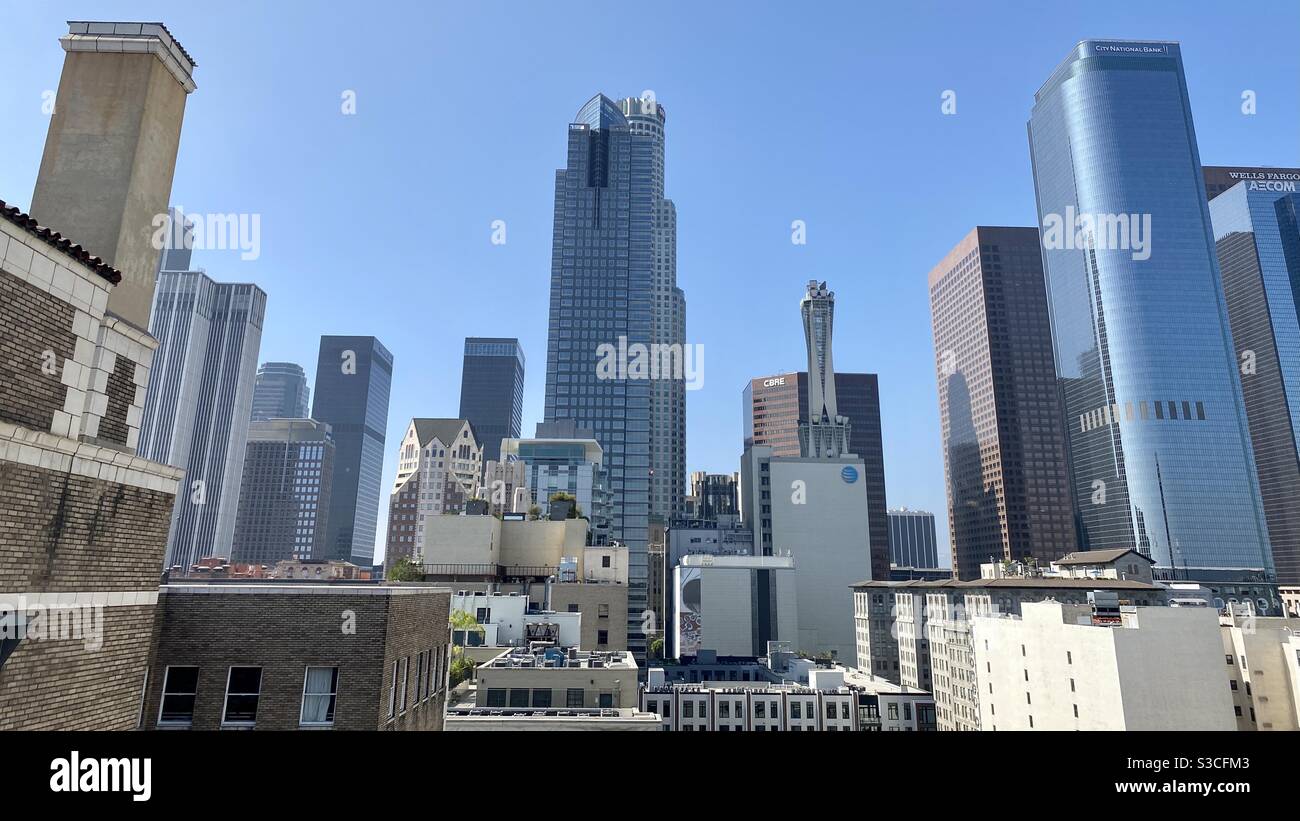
[1209,178,1300,585]
[544,93,667,655]
[458,337,524,465]
[384,418,481,563]
[250,361,310,421]
[139,270,266,569]
[689,472,739,520]
[312,336,393,566]
[1029,40,1271,576]
[744,370,890,579]
[0,20,194,729]
[620,97,688,526]
[798,281,852,458]
[928,227,1077,579]
[887,508,940,569]
[1203,166,1300,202]
[232,418,335,564]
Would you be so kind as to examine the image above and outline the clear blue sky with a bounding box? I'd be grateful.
[3,1,1297,564]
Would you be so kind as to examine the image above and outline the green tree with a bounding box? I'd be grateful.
[386,556,422,581]
[448,610,485,688]
[648,636,664,659]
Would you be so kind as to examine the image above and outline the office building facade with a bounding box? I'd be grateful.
[232,418,335,565]
[250,361,310,421]
[385,418,482,563]
[139,270,266,569]
[888,508,940,569]
[544,93,672,656]
[1209,177,1300,585]
[1029,40,1271,574]
[928,226,1078,579]
[458,337,524,465]
[503,424,612,541]
[743,370,889,580]
[311,335,392,566]
[689,471,739,520]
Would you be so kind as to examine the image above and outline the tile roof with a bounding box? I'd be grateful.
[0,199,122,284]
[1053,548,1154,565]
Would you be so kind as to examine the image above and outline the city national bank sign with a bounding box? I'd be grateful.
[1092,42,1172,56]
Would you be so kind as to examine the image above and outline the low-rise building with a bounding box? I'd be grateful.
[1221,612,1300,731]
[141,581,451,730]
[673,554,797,658]
[444,646,653,730]
[853,574,1169,731]
[973,600,1236,731]
[641,649,933,732]
[450,590,581,649]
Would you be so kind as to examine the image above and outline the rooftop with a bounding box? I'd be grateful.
[482,647,636,671]
[1053,548,1155,566]
[849,577,1160,591]
[1,199,123,283]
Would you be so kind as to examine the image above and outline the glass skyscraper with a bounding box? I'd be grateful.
[311,335,392,566]
[1029,40,1271,574]
[1209,178,1300,584]
[457,337,524,465]
[250,361,310,421]
[544,93,668,655]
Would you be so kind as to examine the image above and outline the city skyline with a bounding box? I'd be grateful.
[3,3,1297,564]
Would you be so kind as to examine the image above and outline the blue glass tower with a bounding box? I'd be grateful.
[544,94,654,655]
[312,335,393,566]
[1028,40,1271,575]
[1210,179,1300,584]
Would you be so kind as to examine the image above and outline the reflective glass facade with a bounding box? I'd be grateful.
[1029,40,1271,573]
[544,94,653,654]
[311,335,392,566]
[458,337,524,465]
[250,361,310,421]
[1210,181,1300,583]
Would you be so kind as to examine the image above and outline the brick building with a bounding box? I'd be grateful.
[0,20,196,730]
[142,582,451,730]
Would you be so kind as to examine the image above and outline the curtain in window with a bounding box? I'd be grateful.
[303,667,336,724]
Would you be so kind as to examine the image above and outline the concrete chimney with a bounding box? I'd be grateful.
[30,21,197,330]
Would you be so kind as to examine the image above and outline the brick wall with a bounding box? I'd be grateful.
[0,604,155,730]
[0,268,75,432]
[97,353,137,446]
[381,588,450,731]
[0,461,175,591]
[142,587,450,730]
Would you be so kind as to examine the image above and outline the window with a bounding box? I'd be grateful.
[840,702,850,720]
[720,701,730,718]
[597,629,609,646]
[904,703,912,721]
[695,699,705,717]
[1225,654,1234,666]
[509,689,530,707]
[602,556,611,568]
[825,702,835,719]
[158,666,199,726]
[683,700,694,718]
[755,701,766,719]
[486,689,507,707]
[598,693,614,708]
[598,604,610,619]
[1073,704,1079,718]
[222,667,262,726]
[398,657,409,713]
[301,667,338,726]
[662,700,671,717]
[566,688,584,708]
[568,604,580,613]
[887,703,898,720]
[387,661,398,718]
[1230,680,1238,691]
[415,652,425,703]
